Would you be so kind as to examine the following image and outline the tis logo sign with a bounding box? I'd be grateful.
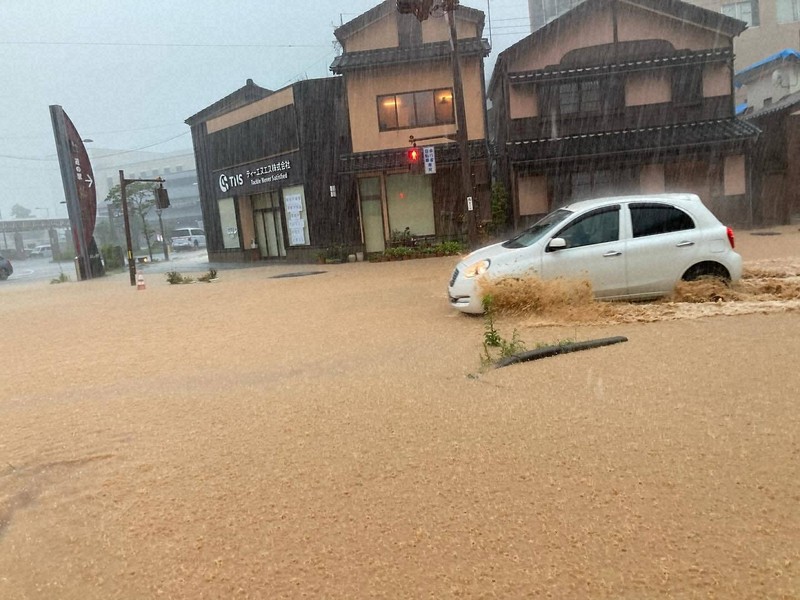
[219,173,244,193]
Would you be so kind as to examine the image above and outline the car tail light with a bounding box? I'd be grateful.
[726,227,735,249]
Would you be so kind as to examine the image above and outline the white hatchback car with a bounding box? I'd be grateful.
[448,193,742,314]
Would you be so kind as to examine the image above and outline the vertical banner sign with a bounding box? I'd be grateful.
[423,146,436,174]
[50,105,103,279]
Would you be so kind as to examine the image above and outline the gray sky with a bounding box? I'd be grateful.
[0,0,530,219]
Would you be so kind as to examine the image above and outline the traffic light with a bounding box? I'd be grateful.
[396,0,416,14]
[396,0,435,21]
[155,185,170,209]
[407,145,421,164]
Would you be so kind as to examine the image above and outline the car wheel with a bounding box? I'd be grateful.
[682,262,730,283]
[0,269,9,281]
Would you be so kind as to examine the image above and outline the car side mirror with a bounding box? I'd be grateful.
[548,237,567,251]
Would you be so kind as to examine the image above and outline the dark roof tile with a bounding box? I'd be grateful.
[507,118,760,163]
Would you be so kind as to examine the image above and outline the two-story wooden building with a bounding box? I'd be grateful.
[331,0,492,253]
[490,0,761,228]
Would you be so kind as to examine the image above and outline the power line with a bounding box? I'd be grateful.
[0,40,328,49]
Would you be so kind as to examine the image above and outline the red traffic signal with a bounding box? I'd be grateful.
[407,146,421,163]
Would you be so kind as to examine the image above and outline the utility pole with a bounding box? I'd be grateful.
[445,2,478,246]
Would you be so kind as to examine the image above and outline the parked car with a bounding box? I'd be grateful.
[29,244,52,258]
[448,193,742,314]
[170,227,206,251]
[0,255,13,280]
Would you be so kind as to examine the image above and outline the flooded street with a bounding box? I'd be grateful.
[1,227,798,598]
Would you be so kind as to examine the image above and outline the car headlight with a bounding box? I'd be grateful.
[463,258,491,278]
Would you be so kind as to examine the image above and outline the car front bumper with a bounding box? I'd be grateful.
[447,267,485,314]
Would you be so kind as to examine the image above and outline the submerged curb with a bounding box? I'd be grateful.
[495,336,629,368]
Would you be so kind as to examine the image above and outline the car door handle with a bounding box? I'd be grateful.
[603,251,622,257]
[676,241,695,247]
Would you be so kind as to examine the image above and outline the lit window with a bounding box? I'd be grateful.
[377,88,455,131]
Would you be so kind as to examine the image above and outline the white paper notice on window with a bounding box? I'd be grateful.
[284,195,303,213]
[283,187,309,246]
[289,225,306,246]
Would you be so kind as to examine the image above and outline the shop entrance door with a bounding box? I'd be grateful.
[253,192,286,258]
[359,177,385,253]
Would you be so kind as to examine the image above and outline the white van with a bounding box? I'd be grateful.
[170,227,206,251]
[29,244,53,258]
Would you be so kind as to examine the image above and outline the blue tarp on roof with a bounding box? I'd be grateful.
[736,49,800,78]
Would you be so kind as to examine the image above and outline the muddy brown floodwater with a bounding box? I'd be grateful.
[1,225,799,599]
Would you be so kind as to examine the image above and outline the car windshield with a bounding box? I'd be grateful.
[502,208,573,249]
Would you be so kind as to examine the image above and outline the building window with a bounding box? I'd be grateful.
[722,1,759,26]
[377,88,454,131]
[538,0,585,28]
[558,80,600,115]
[777,0,800,22]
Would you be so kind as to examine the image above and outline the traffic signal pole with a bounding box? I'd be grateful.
[119,171,165,287]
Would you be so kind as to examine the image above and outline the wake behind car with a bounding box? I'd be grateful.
[0,255,13,280]
[448,193,742,314]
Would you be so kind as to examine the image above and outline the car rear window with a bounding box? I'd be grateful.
[630,203,695,238]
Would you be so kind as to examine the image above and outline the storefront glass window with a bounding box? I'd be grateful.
[218,197,240,249]
[386,173,435,238]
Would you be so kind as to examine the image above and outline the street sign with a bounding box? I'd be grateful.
[423,146,436,174]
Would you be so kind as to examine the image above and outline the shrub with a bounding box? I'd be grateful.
[166,271,194,284]
[197,269,218,283]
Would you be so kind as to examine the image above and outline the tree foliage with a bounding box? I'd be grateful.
[105,182,157,255]
[11,204,33,219]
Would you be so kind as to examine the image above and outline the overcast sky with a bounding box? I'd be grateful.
[0,0,531,219]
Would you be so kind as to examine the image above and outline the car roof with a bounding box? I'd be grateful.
[563,193,701,213]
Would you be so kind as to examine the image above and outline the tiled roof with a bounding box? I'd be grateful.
[743,91,800,120]
[506,118,760,163]
[490,0,745,96]
[338,140,490,173]
[509,48,732,84]
[331,39,490,73]
[185,79,273,126]
[334,0,486,44]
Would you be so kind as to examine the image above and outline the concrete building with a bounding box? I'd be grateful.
[89,148,203,235]
[529,0,586,30]
[690,0,800,69]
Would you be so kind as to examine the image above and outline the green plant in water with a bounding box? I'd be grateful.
[166,271,194,284]
[480,295,526,368]
[197,268,218,283]
[50,272,70,284]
